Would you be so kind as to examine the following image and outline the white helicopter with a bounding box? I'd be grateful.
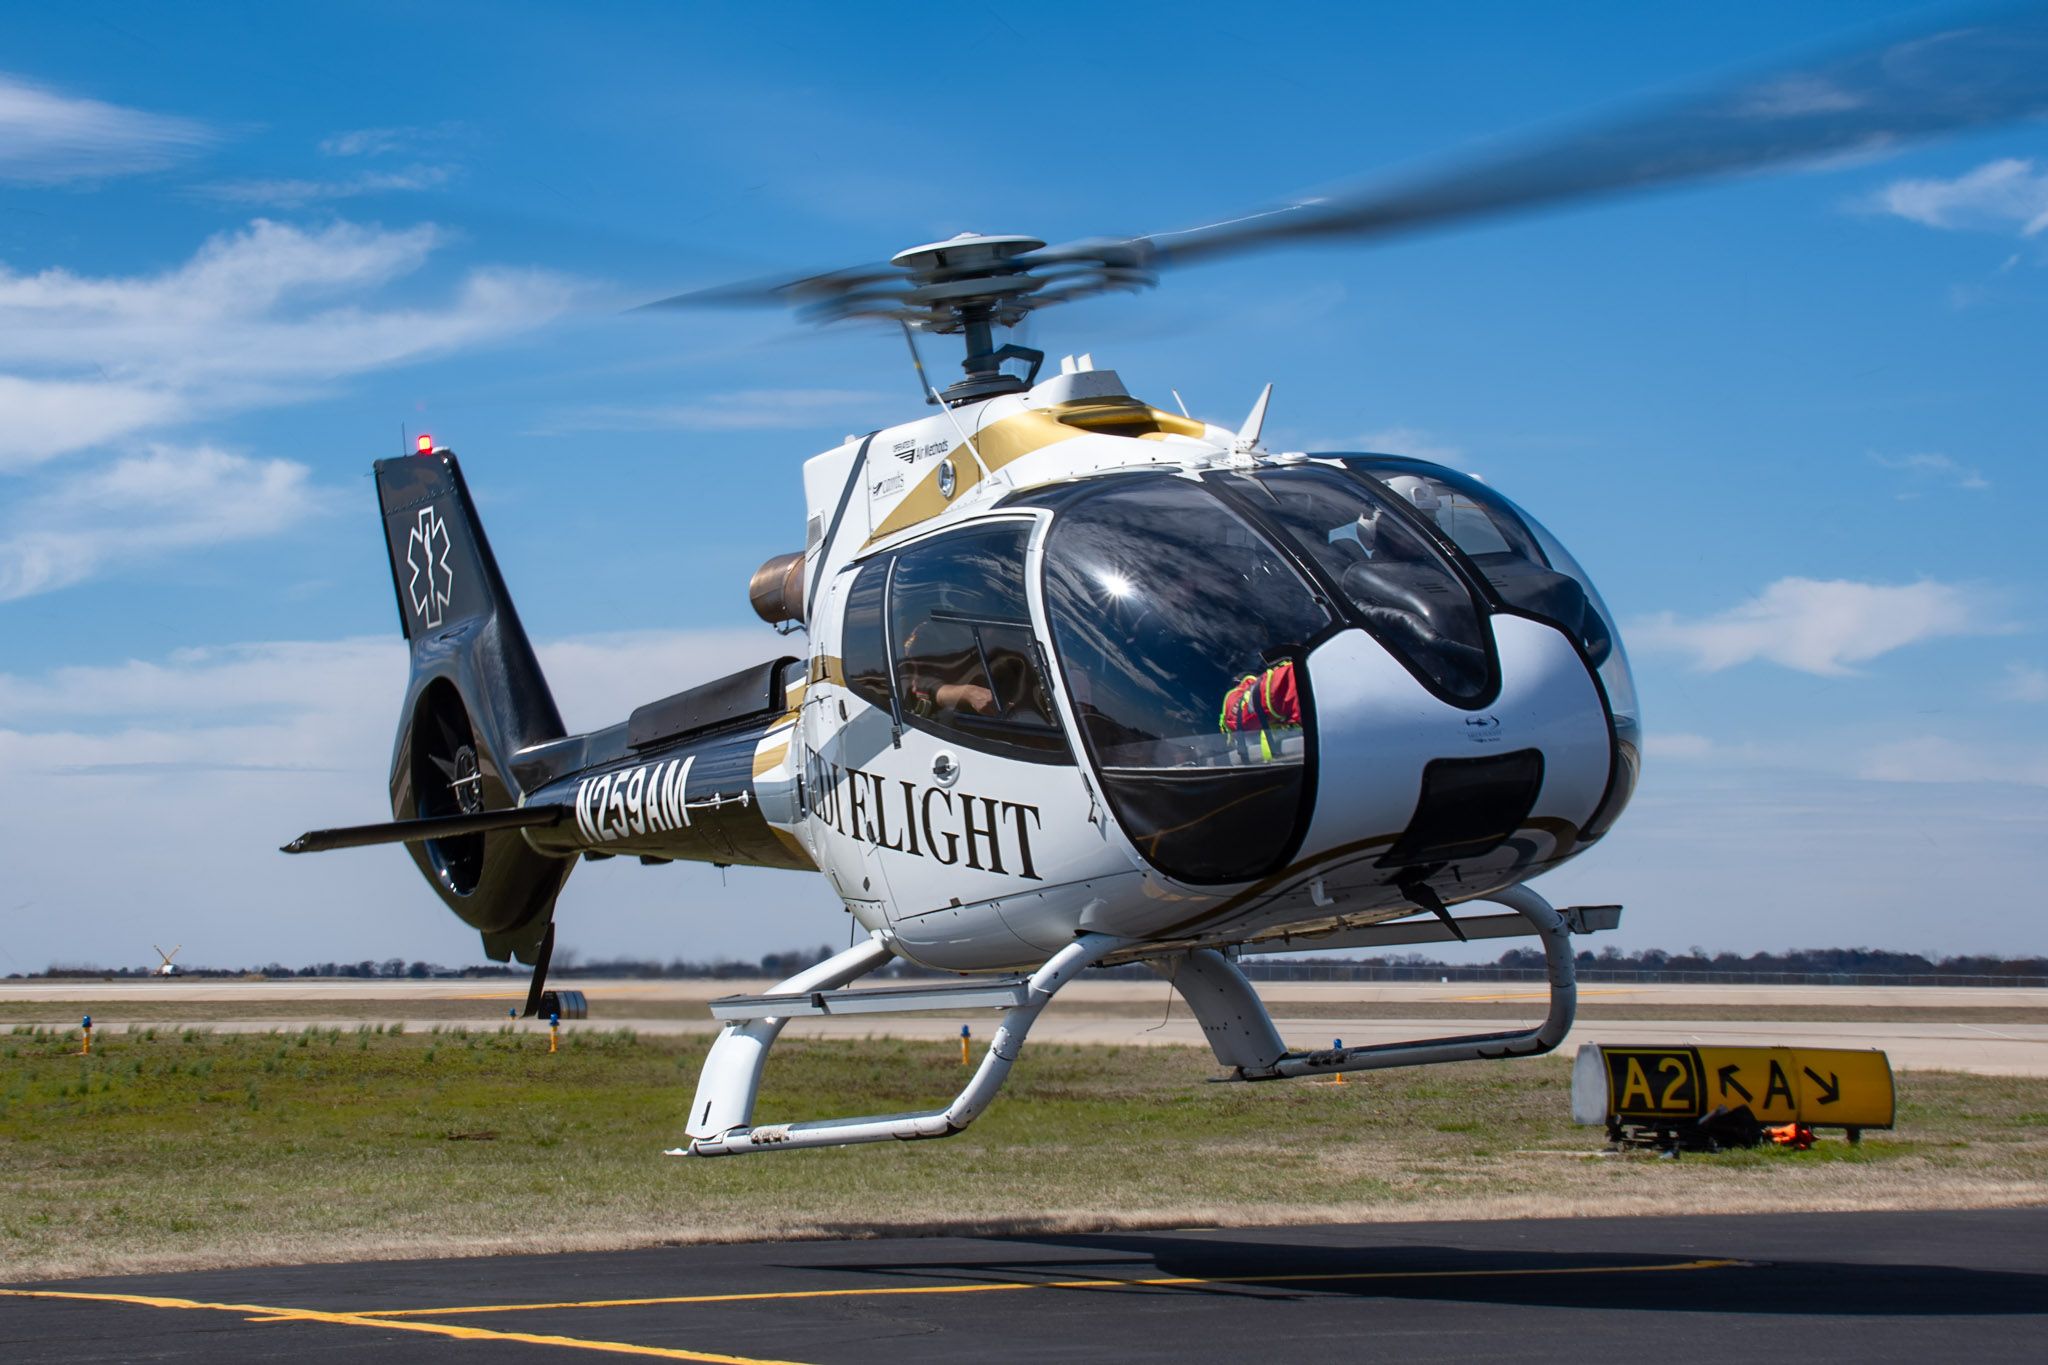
[287,11,2048,1156]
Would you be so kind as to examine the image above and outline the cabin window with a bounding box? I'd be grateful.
[842,521,1071,764]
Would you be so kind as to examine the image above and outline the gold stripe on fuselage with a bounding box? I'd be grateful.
[865,399,1204,545]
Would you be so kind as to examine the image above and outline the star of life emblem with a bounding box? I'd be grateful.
[405,506,454,628]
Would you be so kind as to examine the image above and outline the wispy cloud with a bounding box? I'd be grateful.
[1868,158,2048,237]
[0,627,840,968]
[1350,426,1463,464]
[1870,450,1989,493]
[0,73,212,184]
[1630,577,2000,676]
[551,388,889,434]
[0,444,329,601]
[204,164,454,209]
[1648,731,1715,760]
[0,218,582,468]
[319,125,454,159]
[0,627,774,735]
[1997,663,2048,704]
[1857,735,2048,787]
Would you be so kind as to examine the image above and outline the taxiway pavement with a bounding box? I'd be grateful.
[5,1208,2043,1363]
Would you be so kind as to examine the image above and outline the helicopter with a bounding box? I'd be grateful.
[286,10,2048,1156]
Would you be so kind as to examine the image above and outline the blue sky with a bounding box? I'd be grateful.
[2,1,2044,973]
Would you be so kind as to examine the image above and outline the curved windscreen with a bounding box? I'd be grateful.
[1344,456,1640,837]
[1222,466,1491,702]
[1042,476,1329,883]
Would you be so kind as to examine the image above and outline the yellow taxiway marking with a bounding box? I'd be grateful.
[0,1288,805,1364]
[354,1256,1748,1318]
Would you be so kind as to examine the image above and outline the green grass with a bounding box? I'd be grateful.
[2,1026,2043,1281]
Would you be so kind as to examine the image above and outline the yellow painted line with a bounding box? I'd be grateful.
[355,1257,1748,1318]
[0,1288,806,1364]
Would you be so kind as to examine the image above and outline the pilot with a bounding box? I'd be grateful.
[900,622,997,719]
[1219,658,1301,761]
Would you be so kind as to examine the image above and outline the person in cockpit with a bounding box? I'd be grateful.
[899,622,997,719]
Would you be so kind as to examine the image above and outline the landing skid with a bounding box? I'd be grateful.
[676,932,1125,1157]
[672,885,1616,1156]
[1165,885,1598,1079]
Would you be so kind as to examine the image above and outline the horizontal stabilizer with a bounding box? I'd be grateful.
[282,805,567,855]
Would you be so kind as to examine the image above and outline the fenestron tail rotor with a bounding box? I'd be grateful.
[638,6,2048,400]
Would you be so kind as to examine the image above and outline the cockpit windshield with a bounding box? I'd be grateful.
[1041,476,1329,884]
[1218,466,1492,703]
[1343,456,1640,839]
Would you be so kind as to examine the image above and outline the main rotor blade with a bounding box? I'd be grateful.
[635,261,907,312]
[1041,7,2048,270]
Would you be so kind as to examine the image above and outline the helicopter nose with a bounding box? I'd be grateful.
[1297,617,1612,883]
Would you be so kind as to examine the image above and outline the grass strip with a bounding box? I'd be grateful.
[3,1027,2043,1281]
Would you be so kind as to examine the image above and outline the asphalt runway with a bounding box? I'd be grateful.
[5,1209,2043,1363]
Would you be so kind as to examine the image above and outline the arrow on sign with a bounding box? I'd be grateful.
[1803,1066,1841,1105]
[1717,1065,1754,1103]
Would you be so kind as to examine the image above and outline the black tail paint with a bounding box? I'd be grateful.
[375,451,573,964]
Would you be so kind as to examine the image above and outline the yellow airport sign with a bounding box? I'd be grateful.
[1573,1044,1894,1130]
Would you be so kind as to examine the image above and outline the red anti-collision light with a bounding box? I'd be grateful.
[416,434,435,454]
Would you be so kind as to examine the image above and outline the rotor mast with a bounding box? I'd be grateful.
[888,234,1051,404]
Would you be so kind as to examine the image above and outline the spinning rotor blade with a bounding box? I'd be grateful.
[636,262,913,316]
[639,7,2048,326]
[1045,6,2048,273]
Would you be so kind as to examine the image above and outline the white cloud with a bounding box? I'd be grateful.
[1351,426,1463,464]
[0,628,842,970]
[0,628,783,756]
[204,164,454,208]
[1630,577,1998,676]
[556,389,890,434]
[0,375,186,459]
[1734,74,1864,120]
[1871,451,1988,492]
[320,126,443,158]
[1533,765,2048,956]
[1857,736,2048,787]
[1870,158,2048,237]
[0,218,582,468]
[0,73,212,184]
[1647,732,1715,760]
[0,444,329,601]
[1997,664,2048,704]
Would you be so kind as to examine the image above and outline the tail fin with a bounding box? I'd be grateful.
[374,450,572,963]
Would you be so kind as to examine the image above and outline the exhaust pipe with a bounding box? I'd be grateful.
[749,551,805,627]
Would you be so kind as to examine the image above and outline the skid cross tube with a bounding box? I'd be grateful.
[1151,885,1582,1082]
[1259,884,1575,1079]
[681,932,1126,1157]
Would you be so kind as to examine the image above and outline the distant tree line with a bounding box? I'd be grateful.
[1495,945,2048,979]
[18,945,2045,983]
